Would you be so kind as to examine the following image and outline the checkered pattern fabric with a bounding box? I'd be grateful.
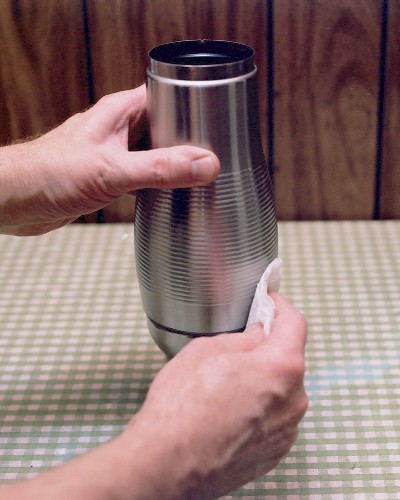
[1,222,399,498]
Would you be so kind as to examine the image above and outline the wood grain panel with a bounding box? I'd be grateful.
[380,0,400,219]
[273,0,382,220]
[86,0,269,222]
[0,0,89,145]
[1,1,387,222]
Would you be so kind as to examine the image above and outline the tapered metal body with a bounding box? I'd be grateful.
[135,40,278,357]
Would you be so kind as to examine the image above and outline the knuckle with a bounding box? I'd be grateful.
[290,307,308,333]
[269,388,308,431]
[298,391,309,418]
[266,355,307,407]
[288,353,306,380]
[97,93,116,108]
[152,151,173,188]
[90,155,121,199]
[271,349,306,382]
[297,310,308,333]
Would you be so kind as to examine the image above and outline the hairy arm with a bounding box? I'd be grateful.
[0,85,219,236]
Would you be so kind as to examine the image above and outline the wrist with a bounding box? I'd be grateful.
[0,420,198,500]
[113,415,203,500]
[0,140,48,234]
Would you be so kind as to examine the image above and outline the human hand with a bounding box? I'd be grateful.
[0,293,307,500]
[124,292,308,499]
[0,85,220,236]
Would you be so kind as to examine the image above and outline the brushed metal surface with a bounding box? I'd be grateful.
[134,40,278,355]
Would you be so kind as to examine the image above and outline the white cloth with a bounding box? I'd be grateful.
[246,257,282,335]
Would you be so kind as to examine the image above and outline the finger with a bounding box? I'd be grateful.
[265,292,308,353]
[116,145,220,190]
[87,85,147,133]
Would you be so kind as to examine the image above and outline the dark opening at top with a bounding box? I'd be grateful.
[170,52,240,66]
[148,40,255,80]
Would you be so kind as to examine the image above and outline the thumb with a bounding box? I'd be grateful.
[262,293,308,354]
[116,145,220,191]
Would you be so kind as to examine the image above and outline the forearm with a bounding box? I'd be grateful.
[0,130,81,236]
[0,140,62,235]
[0,421,198,500]
[0,142,36,233]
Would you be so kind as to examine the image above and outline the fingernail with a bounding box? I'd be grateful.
[191,155,217,182]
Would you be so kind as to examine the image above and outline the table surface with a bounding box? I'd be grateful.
[0,221,399,499]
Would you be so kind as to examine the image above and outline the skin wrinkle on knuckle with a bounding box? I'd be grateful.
[151,151,175,188]
[298,390,309,418]
[269,341,306,381]
[289,353,306,382]
[264,363,306,412]
[88,157,121,200]
[97,93,117,110]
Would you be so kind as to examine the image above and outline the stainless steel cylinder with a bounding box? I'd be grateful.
[135,40,278,357]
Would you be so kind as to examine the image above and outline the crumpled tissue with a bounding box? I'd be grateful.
[246,257,282,335]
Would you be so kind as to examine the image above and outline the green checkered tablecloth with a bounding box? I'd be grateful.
[1,221,399,498]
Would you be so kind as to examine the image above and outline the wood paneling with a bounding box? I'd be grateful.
[86,0,269,222]
[380,0,400,219]
[0,0,89,145]
[273,0,382,220]
[0,1,398,221]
